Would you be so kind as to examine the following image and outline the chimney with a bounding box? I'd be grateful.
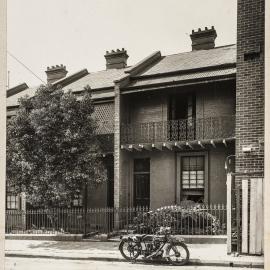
[104,48,129,69]
[45,64,68,84]
[190,26,217,51]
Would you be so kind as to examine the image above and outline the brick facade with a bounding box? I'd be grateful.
[235,0,265,179]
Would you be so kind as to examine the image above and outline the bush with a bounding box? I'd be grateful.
[131,205,223,235]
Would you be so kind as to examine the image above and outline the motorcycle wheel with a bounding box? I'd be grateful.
[119,240,141,261]
[166,242,190,266]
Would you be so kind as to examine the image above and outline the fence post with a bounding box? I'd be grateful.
[236,185,241,254]
[84,182,88,236]
[226,173,232,254]
[21,192,26,230]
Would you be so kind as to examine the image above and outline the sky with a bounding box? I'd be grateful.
[7,0,237,88]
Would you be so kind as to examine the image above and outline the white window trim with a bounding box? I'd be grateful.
[176,151,209,204]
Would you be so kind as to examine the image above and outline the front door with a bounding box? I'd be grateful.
[134,158,150,208]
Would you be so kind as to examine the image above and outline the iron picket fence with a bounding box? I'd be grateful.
[5,204,227,236]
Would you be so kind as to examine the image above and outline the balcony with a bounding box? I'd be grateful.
[121,115,235,146]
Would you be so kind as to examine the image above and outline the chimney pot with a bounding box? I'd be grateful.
[190,26,217,51]
[45,64,68,84]
[104,48,129,69]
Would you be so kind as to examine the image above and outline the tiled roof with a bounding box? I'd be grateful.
[137,44,236,77]
[7,86,39,107]
[63,68,128,93]
[127,67,236,90]
[7,45,236,106]
[7,68,128,107]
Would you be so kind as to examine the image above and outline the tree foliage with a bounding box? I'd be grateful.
[7,85,107,208]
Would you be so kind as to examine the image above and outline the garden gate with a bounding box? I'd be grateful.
[227,173,264,255]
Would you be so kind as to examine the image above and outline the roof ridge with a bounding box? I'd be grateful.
[163,44,236,58]
[52,69,89,88]
[7,83,29,97]
[88,66,130,75]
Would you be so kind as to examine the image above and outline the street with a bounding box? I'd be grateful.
[4,257,261,270]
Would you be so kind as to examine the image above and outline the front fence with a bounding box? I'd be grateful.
[6,204,227,236]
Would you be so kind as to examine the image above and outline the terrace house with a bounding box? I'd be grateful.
[6,27,236,210]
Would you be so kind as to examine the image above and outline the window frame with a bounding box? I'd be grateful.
[6,193,20,210]
[176,151,209,204]
[181,156,205,190]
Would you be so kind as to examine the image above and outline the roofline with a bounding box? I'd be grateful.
[131,63,236,80]
[52,69,89,88]
[124,51,161,75]
[7,83,29,97]
[71,86,114,95]
[162,44,236,58]
[114,51,162,84]
[122,73,236,94]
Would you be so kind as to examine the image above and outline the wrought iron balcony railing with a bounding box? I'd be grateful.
[121,115,235,145]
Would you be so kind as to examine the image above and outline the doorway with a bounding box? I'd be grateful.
[133,158,150,208]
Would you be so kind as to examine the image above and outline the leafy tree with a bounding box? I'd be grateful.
[7,84,107,208]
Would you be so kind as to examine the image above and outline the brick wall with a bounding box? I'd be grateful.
[127,81,235,126]
[236,0,265,179]
[196,81,236,119]
[128,92,167,123]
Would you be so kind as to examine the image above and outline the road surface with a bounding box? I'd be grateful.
[5,257,261,270]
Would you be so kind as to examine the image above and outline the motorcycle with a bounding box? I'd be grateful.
[119,226,189,266]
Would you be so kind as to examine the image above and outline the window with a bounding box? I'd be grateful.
[6,194,19,209]
[134,158,150,208]
[181,156,204,203]
[6,185,20,210]
[182,156,204,189]
[72,194,83,207]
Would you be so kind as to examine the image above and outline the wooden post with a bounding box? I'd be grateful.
[241,179,248,253]
[236,185,241,254]
[226,173,232,254]
[21,192,27,230]
[255,178,263,255]
[249,179,257,254]
[0,0,7,263]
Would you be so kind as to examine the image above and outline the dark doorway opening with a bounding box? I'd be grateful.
[169,93,196,141]
[105,155,114,208]
[134,158,150,208]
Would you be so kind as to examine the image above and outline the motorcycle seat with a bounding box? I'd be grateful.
[134,234,147,240]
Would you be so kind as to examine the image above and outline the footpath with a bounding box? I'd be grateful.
[4,238,264,268]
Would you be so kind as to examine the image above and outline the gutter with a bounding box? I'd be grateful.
[122,73,236,94]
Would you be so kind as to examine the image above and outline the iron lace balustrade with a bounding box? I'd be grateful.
[121,115,235,144]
